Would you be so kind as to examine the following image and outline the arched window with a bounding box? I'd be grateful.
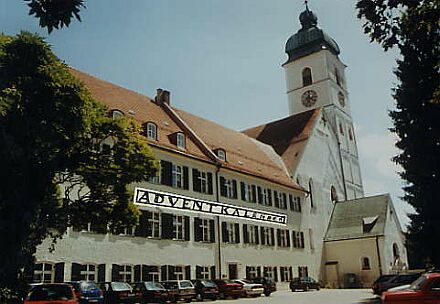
[331,186,338,203]
[309,179,314,209]
[111,109,124,119]
[302,68,313,87]
[393,243,400,260]
[145,122,157,140]
[335,68,341,86]
[348,128,353,141]
[361,257,371,270]
[339,123,344,135]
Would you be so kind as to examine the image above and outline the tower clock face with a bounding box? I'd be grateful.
[338,91,345,107]
[301,90,318,107]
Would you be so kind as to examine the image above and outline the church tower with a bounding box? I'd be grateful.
[283,3,364,199]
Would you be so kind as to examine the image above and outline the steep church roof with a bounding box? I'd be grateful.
[242,109,321,174]
[324,194,392,241]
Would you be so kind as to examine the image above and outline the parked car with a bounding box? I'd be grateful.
[67,281,104,304]
[99,282,139,304]
[191,279,219,301]
[212,280,244,299]
[160,280,196,303]
[245,277,276,296]
[24,283,78,304]
[372,273,421,295]
[131,281,168,304]
[232,279,264,297]
[381,272,440,303]
[289,277,320,292]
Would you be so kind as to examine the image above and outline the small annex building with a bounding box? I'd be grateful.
[324,194,408,288]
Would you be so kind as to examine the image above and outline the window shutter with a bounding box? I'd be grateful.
[168,266,175,281]
[135,211,148,237]
[282,193,287,209]
[274,191,279,208]
[220,177,226,197]
[161,213,174,239]
[289,194,294,210]
[54,263,64,283]
[145,211,153,237]
[245,266,250,278]
[255,226,260,245]
[277,229,282,247]
[287,230,291,247]
[257,187,262,204]
[221,222,228,243]
[232,180,238,199]
[193,169,201,192]
[243,224,249,244]
[298,197,302,212]
[111,264,120,282]
[194,217,202,242]
[234,223,240,243]
[98,264,106,283]
[160,160,172,186]
[280,267,285,282]
[267,189,272,206]
[183,166,189,190]
[292,231,297,248]
[289,267,293,281]
[134,265,141,282]
[260,227,265,245]
[185,266,191,280]
[184,216,190,241]
[274,267,278,282]
[270,228,275,246]
[71,263,81,281]
[207,172,213,194]
[300,232,305,248]
[257,266,261,277]
[161,266,168,281]
[209,220,215,243]
[240,182,246,201]
[251,185,257,202]
[196,266,202,279]
[210,266,216,279]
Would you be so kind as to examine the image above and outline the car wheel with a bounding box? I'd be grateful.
[219,292,225,300]
[196,293,203,301]
[316,286,320,291]
[264,291,271,296]
[304,286,309,292]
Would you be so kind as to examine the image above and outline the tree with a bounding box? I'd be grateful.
[25,0,85,33]
[0,32,158,293]
[356,0,439,268]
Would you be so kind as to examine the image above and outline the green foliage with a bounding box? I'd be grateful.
[0,32,158,290]
[356,0,440,268]
[25,0,85,33]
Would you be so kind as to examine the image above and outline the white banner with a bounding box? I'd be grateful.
[134,187,287,225]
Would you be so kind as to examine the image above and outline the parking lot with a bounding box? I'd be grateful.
[214,289,381,304]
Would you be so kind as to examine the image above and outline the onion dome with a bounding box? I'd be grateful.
[284,4,340,65]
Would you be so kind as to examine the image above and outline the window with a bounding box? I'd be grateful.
[331,186,338,203]
[172,164,183,188]
[111,110,124,119]
[339,123,344,135]
[120,265,133,282]
[222,222,240,244]
[274,191,287,209]
[196,266,211,279]
[258,187,272,206]
[289,195,302,212]
[147,266,160,282]
[393,243,400,260]
[277,229,290,248]
[173,215,185,240]
[280,266,293,282]
[335,68,342,86]
[260,227,275,246]
[241,182,256,203]
[308,179,315,209]
[263,266,277,282]
[348,128,353,141]
[243,224,259,245]
[33,262,54,283]
[145,122,157,140]
[176,132,185,149]
[79,264,96,281]
[292,231,305,249]
[174,266,184,280]
[215,149,226,161]
[298,266,308,278]
[160,160,188,189]
[302,67,313,86]
[246,266,259,279]
[147,212,161,238]
[309,228,315,251]
[361,257,371,270]
[194,218,214,242]
[193,169,213,194]
[220,177,237,199]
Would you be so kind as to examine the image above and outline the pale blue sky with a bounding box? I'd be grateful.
[0,0,413,226]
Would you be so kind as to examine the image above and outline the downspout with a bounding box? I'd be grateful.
[215,165,222,279]
[376,236,383,276]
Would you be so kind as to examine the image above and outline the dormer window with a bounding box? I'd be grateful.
[215,149,226,161]
[111,109,124,119]
[302,67,313,86]
[176,132,186,149]
[145,122,157,140]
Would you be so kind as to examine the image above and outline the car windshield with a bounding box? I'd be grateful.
[28,285,73,301]
[111,282,131,291]
[201,280,216,287]
[145,282,164,290]
[375,275,396,283]
[222,280,235,284]
[79,282,99,291]
[239,279,252,284]
[409,275,427,290]
[180,281,193,288]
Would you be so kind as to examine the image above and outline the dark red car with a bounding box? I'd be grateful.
[381,272,440,304]
[212,279,244,299]
[24,283,78,304]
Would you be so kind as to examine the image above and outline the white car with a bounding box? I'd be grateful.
[233,279,264,297]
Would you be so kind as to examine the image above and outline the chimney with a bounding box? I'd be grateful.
[155,88,170,105]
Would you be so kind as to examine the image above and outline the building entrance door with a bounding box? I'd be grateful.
[325,261,340,289]
[228,264,238,279]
